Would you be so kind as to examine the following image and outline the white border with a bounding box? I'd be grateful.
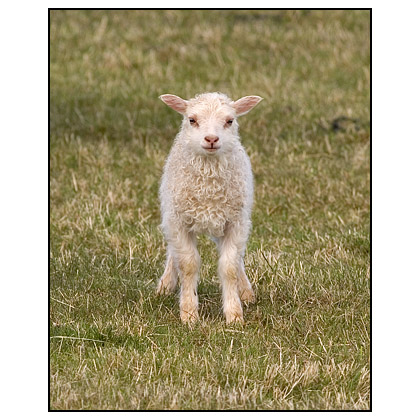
[3,1,420,418]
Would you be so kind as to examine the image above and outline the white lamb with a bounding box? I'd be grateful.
[157,92,263,324]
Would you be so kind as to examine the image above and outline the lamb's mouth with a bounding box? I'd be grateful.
[202,146,220,152]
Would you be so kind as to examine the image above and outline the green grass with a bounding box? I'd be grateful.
[50,10,370,410]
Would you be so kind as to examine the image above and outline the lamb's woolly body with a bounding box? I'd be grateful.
[160,136,253,237]
[157,91,262,323]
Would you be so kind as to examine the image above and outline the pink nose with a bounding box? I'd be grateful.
[204,135,219,144]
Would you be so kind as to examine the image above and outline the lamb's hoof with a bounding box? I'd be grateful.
[156,277,176,296]
[239,288,255,304]
[225,310,244,324]
[180,307,199,324]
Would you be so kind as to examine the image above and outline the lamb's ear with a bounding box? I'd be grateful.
[233,96,263,116]
[159,94,188,114]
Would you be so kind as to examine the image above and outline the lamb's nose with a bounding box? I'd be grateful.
[204,135,219,144]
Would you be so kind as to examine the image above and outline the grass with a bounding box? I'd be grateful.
[50,9,370,410]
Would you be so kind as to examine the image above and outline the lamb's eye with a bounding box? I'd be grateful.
[226,119,233,126]
[189,118,196,125]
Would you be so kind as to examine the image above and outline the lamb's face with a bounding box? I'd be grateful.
[183,99,238,156]
[160,92,263,157]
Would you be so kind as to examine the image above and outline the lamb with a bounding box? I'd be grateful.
[156,92,263,324]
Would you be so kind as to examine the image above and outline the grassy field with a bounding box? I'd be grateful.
[50,10,370,410]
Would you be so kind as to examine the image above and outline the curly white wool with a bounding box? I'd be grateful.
[157,92,262,324]
[161,144,252,237]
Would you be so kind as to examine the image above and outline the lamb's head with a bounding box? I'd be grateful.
[160,92,263,156]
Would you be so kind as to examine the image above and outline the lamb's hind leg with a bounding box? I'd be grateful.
[156,252,178,295]
[238,259,255,304]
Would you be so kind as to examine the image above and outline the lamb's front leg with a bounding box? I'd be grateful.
[171,230,200,324]
[218,224,245,324]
